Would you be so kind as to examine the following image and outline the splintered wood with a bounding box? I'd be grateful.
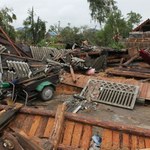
[3,105,150,150]
[49,104,66,150]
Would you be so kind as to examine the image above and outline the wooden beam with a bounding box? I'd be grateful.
[0,105,150,137]
[49,104,66,150]
[107,69,150,79]
[70,65,76,83]
[14,131,44,150]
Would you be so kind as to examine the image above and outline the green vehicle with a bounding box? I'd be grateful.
[0,74,59,104]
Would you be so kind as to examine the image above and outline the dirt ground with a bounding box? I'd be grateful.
[28,94,150,130]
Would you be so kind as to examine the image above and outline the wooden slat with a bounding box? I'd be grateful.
[20,115,34,134]
[145,138,150,148]
[9,114,26,129]
[140,82,149,99]
[35,116,48,137]
[112,131,120,150]
[71,123,83,147]
[62,121,75,146]
[146,84,150,100]
[131,135,138,150]
[28,116,41,137]
[138,136,145,149]
[101,129,113,150]
[43,118,54,138]
[80,125,92,149]
[122,133,130,150]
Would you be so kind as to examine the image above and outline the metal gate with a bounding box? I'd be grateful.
[80,79,139,109]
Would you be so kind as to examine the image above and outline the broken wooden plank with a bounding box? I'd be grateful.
[70,65,76,83]
[0,105,149,137]
[49,104,66,150]
[107,69,150,79]
[0,103,23,131]
[3,131,23,150]
[14,131,44,150]
[123,53,139,66]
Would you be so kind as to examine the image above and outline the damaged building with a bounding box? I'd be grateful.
[0,19,150,150]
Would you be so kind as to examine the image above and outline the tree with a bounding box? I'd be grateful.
[96,10,142,48]
[87,0,117,24]
[0,7,16,40]
[126,11,142,30]
[60,25,83,44]
[23,7,46,44]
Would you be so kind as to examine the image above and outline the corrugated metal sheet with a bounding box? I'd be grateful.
[61,73,150,101]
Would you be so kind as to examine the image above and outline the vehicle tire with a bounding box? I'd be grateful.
[40,86,54,101]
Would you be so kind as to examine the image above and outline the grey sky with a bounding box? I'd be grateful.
[0,0,149,29]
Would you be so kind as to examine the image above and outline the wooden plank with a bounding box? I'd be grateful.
[9,114,26,129]
[122,133,130,150]
[112,131,120,150]
[131,135,138,150]
[43,118,54,138]
[71,123,83,147]
[35,116,48,137]
[138,136,145,149]
[101,129,113,149]
[49,104,66,150]
[22,115,34,134]
[140,82,149,99]
[62,121,75,146]
[80,125,92,149]
[28,116,41,137]
[145,138,150,148]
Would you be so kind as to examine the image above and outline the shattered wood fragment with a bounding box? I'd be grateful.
[0,103,23,131]
[2,131,23,150]
[70,65,76,83]
[122,53,139,66]
[14,131,44,150]
[49,104,66,150]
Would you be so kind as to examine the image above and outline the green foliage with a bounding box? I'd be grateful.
[22,7,46,44]
[60,26,84,44]
[0,7,16,40]
[87,0,117,24]
[126,11,142,30]
[95,10,142,48]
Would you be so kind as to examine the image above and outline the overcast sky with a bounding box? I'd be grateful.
[0,0,149,29]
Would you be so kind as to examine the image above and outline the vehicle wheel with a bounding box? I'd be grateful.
[40,86,54,101]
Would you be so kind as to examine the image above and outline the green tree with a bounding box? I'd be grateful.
[60,25,83,44]
[96,10,142,48]
[87,0,117,24]
[126,11,142,30]
[0,7,16,40]
[23,7,46,44]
